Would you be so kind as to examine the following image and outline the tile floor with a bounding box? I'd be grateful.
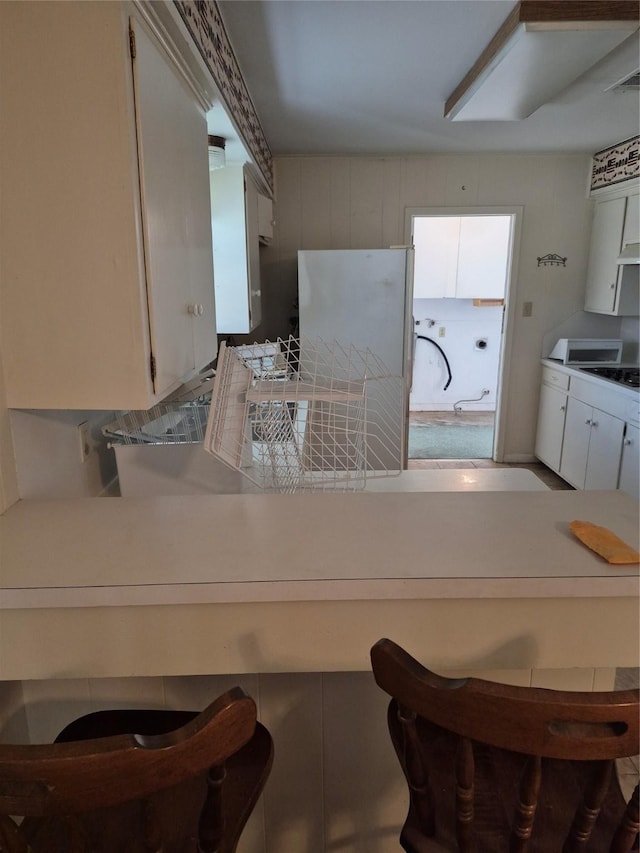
[408,411,572,490]
[615,668,640,802]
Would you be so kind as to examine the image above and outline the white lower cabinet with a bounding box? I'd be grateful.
[534,383,567,472]
[559,398,624,490]
[535,363,638,494]
[619,423,640,501]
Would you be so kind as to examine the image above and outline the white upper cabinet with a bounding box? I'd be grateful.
[585,193,639,316]
[412,215,510,299]
[131,16,217,397]
[413,218,459,298]
[257,193,275,244]
[210,165,266,334]
[0,2,216,410]
[622,192,639,248]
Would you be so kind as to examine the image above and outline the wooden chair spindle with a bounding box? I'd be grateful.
[563,760,614,853]
[610,782,639,853]
[455,736,475,852]
[198,762,227,853]
[370,639,640,853]
[510,754,541,853]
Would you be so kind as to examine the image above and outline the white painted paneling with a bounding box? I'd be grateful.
[269,153,600,460]
[381,158,403,248]
[274,159,303,254]
[399,158,429,207]
[21,679,92,745]
[322,671,405,852]
[0,353,18,512]
[0,681,27,744]
[301,160,333,249]
[10,410,117,499]
[260,673,324,853]
[349,160,385,248]
[444,155,480,205]
[329,159,352,249]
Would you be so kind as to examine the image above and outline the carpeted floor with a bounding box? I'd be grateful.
[409,423,494,459]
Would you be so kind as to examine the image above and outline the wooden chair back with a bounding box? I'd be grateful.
[371,638,639,853]
[0,686,273,852]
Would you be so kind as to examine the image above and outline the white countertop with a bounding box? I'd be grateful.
[541,358,640,404]
[363,468,549,492]
[1,490,638,609]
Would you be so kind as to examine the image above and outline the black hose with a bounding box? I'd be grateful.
[415,335,453,390]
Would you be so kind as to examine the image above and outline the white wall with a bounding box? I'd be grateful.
[263,154,628,461]
[9,410,118,500]
[0,344,18,512]
[411,298,502,411]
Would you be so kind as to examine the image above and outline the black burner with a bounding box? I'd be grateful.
[582,367,640,388]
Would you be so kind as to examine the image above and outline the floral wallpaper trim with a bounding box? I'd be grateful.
[174,0,273,190]
[591,135,639,192]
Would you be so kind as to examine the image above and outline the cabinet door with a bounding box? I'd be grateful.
[584,197,625,314]
[622,193,639,248]
[132,18,215,395]
[534,384,567,472]
[559,397,592,488]
[258,193,274,241]
[584,408,624,490]
[456,216,511,299]
[210,165,261,334]
[619,423,640,501]
[245,173,263,329]
[412,217,459,298]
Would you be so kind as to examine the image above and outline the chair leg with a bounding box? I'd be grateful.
[198,763,226,853]
[610,783,639,853]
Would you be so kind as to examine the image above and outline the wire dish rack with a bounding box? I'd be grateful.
[203,336,405,493]
[102,371,215,447]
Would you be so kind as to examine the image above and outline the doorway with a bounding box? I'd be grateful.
[405,207,521,461]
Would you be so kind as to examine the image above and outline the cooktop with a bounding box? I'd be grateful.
[581,366,639,389]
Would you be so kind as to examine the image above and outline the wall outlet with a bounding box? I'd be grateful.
[77,421,90,463]
[438,326,446,337]
[522,301,533,317]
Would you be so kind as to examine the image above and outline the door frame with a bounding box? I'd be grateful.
[404,205,524,462]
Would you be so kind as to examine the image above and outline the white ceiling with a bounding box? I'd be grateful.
[217,0,640,158]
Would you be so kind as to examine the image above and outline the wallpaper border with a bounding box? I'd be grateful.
[174,0,273,190]
[591,135,639,192]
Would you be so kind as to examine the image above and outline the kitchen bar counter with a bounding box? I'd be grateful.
[1,490,638,679]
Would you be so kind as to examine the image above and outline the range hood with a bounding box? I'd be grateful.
[617,242,640,264]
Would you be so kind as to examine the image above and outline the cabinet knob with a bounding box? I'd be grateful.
[560,405,565,411]
[591,420,598,428]
[609,283,616,290]
[624,438,633,446]
[585,418,592,425]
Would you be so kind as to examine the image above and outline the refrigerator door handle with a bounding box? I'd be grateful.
[408,319,415,391]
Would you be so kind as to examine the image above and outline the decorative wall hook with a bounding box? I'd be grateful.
[537,253,567,267]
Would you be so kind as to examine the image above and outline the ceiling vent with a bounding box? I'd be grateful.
[609,69,640,92]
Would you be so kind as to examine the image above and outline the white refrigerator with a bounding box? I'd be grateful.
[297,248,414,470]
